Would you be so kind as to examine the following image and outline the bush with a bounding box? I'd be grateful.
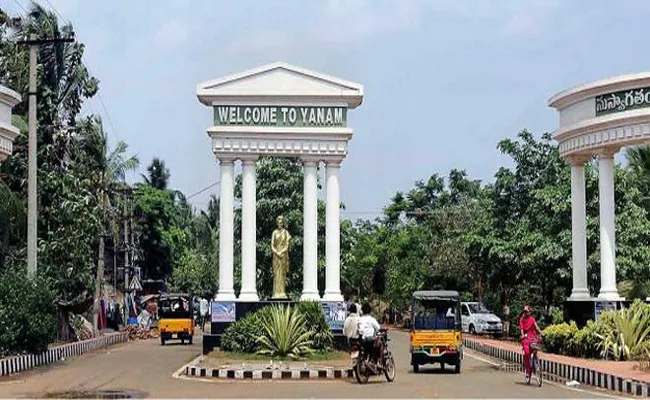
[0,270,56,356]
[542,321,579,355]
[256,305,313,358]
[221,312,261,353]
[221,302,334,355]
[296,301,333,351]
[542,301,650,361]
[570,320,602,358]
[597,300,650,361]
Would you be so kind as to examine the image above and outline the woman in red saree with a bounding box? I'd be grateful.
[519,304,542,378]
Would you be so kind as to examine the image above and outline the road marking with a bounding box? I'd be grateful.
[464,350,630,399]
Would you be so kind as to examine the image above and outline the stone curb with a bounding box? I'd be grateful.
[0,332,129,377]
[185,365,354,380]
[463,338,650,397]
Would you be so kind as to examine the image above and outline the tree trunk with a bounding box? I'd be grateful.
[476,276,484,302]
[56,307,73,342]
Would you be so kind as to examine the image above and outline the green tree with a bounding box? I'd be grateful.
[79,116,138,332]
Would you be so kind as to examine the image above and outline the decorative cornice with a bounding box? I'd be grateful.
[0,85,21,108]
[211,136,349,161]
[558,123,647,157]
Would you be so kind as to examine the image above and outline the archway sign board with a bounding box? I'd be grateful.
[197,62,363,302]
[548,72,650,303]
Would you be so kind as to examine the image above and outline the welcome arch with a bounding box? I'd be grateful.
[549,72,650,301]
[197,62,363,302]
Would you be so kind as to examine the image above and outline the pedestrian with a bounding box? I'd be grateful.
[199,297,209,331]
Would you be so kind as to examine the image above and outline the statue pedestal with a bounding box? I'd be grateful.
[269,297,291,302]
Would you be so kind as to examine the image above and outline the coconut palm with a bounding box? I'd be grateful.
[142,158,170,190]
[79,116,139,332]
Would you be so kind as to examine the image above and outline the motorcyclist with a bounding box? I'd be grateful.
[357,303,384,367]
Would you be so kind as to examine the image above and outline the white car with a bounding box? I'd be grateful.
[461,302,503,336]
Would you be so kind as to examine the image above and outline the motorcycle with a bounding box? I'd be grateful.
[350,328,396,384]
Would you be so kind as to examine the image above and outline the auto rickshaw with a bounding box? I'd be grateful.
[158,293,194,345]
[409,290,462,373]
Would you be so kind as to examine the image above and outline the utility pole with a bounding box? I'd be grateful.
[123,191,129,290]
[17,36,74,278]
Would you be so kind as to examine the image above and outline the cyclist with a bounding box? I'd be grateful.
[519,304,542,380]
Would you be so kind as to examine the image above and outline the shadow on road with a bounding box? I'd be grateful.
[408,368,458,375]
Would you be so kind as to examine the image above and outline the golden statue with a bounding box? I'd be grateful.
[271,216,291,299]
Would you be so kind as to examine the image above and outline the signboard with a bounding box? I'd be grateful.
[595,87,650,116]
[594,301,617,322]
[213,105,347,127]
[211,301,236,322]
[321,302,347,330]
[128,275,142,291]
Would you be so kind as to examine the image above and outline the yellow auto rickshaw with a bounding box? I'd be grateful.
[158,293,194,345]
[409,290,462,373]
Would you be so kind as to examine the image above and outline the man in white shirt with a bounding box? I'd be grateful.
[199,298,209,331]
[357,303,383,367]
[343,304,360,339]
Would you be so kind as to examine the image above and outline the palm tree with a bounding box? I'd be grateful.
[142,158,170,190]
[626,145,650,177]
[6,3,98,131]
[80,116,139,332]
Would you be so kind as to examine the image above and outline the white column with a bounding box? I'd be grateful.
[323,161,343,302]
[301,158,320,301]
[598,150,623,300]
[216,157,236,301]
[239,157,259,301]
[568,156,590,300]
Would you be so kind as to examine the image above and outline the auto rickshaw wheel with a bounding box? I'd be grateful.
[188,337,193,345]
[160,337,165,346]
[440,362,445,371]
[413,363,419,373]
[454,360,461,374]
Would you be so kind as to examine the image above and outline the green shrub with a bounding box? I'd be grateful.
[542,322,578,355]
[221,312,261,353]
[570,320,602,358]
[597,300,650,361]
[221,302,333,355]
[256,305,313,358]
[0,270,56,356]
[296,301,333,351]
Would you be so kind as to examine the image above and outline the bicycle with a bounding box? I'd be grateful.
[525,338,542,387]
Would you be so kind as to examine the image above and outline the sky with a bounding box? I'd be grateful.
[5,0,650,219]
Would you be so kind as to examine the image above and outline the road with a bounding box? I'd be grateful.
[0,331,625,399]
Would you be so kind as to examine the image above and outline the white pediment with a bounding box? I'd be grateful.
[197,62,363,108]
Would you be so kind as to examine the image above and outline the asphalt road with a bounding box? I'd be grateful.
[0,331,627,399]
